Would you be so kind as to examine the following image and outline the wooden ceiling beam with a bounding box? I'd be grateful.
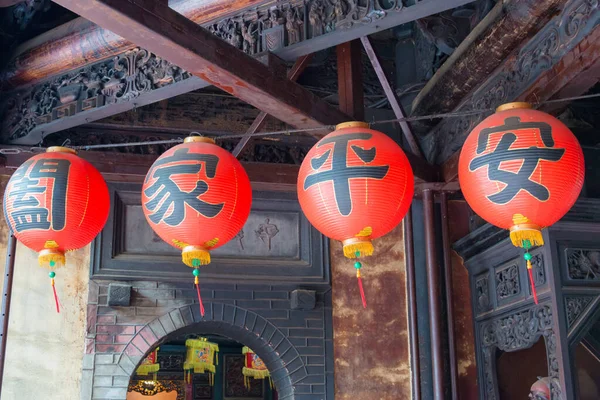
[52,0,348,131]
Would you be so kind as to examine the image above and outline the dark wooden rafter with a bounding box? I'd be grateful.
[10,0,477,88]
[232,54,313,158]
[441,20,600,185]
[2,0,479,145]
[360,36,423,158]
[51,0,348,131]
[411,0,565,117]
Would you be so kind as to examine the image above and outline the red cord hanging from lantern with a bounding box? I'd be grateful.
[141,137,252,316]
[459,102,585,304]
[3,146,110,312]
[297,122,414,308]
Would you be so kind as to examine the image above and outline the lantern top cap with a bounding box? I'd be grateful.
[336,121,370,130]
[184,136,215,144]
[46,146,77,154]
[496,102,532,112]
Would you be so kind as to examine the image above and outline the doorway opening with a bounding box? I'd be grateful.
[127,333,277,400]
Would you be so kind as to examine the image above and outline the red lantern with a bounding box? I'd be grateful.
[3,146,110,312]
[297,122,414,307]
[142,137,252,315]
[459,102,585,303]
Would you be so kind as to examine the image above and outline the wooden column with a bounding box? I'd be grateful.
[337,40,364,122]
[423,190,445,400]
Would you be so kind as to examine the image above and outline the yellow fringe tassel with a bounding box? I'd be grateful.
[181,248,211,267]
[38,252,65,269]
[343,241,374,259]
[510,227,544,248]
[242,367,270,380]
[136,364,160,376]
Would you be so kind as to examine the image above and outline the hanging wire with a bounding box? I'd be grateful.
[0,92,599,155]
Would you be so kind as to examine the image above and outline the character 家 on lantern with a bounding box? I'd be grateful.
[459,103,585,303]
[298,122,414,308]
[142,136,252,316]
[3,146,110,313]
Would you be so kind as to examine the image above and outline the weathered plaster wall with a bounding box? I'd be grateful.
[331,224,411,400]
[0,175,90,400]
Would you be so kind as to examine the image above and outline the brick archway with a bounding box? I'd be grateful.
[95,302,307,400]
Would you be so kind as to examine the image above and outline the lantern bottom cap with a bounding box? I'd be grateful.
[38,249,65,269]
[342,237,374,258]
[182,245,211,267]
[509,223,544,248]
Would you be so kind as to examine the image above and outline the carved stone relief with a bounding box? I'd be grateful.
[476,274,491,313]
[427,0,600,163]
[565,295,595,329]
[480,304,561,399]
[495,264,520,300]
[566,248,600,280]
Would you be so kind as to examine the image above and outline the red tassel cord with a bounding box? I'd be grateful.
[354,260,367,309]
[527,259,539,304]
[49,271,60,313]
[357,270,367,309]
[193,268,205,317]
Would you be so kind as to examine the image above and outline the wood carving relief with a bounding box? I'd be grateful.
[565,295,595,328]
[475,274,491,313]
[480,304,562,400]
[566,248,600,280]
[495,264,520,300]
[2,48,191,141]
[426,0,600,163]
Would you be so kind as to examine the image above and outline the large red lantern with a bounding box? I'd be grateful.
[459,102,585,303]
[3,146,110,312]
[297,122,414,307]
[142,137,252,315]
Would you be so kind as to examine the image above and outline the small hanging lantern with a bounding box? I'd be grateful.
[3,146,110,312]
[459,103,585,303]
[141,137,252,316]
[183,338,219,386]
[297,122,414,308]
[242,347,272,390]
[136,347,160,380]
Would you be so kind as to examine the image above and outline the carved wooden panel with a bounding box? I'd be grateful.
[91,183,329,284]
[495,263,520,302]
[475,273,491,315]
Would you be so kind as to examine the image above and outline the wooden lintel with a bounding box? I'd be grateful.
[52,0,348,131]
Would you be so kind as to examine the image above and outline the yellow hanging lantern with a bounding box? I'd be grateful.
[183,338,219,386]
[136,347,160,380]
[242,347,272,390]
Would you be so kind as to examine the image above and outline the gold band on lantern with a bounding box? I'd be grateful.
[509,223,544,248]
[184,136,216,144]
[495,102,532,113]
[335,121,370,130]
[46,146,77,154]
[182,245,211,267]
[38,248,66,269]
[342,237,374,259]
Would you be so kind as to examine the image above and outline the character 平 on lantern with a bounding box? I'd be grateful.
[298,122,414,308]
[459,103,585,303]
[3,146,110,313]
[142,137,252,316]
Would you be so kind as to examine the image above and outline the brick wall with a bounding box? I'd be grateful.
[82,280,334,400]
